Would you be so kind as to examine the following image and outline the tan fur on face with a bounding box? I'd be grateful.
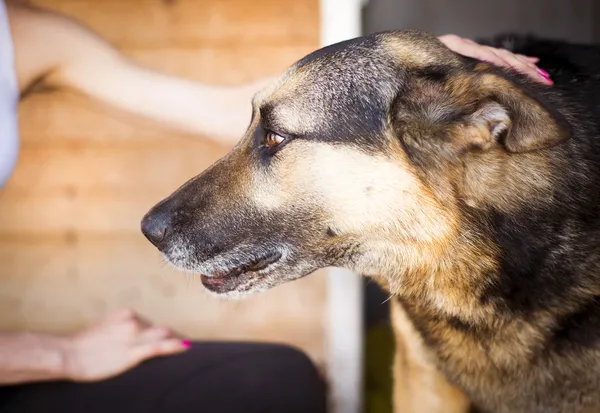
[246,137,500,325]
[248,139,455,244]
[252,68,325,135]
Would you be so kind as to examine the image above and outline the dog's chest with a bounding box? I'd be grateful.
[391,298,501,388]
[392,297,600,413]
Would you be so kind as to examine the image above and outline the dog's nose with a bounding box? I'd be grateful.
[141,209,171,250]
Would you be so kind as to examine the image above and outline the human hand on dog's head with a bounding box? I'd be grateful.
[438,34,553,85]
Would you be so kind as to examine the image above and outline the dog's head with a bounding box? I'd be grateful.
[141,30,571,298]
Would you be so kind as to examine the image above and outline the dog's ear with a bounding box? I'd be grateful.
[448,72,571,153]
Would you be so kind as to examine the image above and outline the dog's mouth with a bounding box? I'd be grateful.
[199,250,283,294]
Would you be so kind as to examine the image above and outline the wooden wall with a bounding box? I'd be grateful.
[0,0,326,366]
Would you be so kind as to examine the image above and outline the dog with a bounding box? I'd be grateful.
[141,30,600,413]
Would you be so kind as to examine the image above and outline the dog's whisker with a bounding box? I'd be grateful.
[381,294,394,305]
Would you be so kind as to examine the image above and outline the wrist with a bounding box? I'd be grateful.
[55,334,83,381]
[43,333,74,381]
[16,332,74,382]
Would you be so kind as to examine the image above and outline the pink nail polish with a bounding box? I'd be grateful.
[536,68,553,84]
[537,68,549,77]
[181,340,192,348]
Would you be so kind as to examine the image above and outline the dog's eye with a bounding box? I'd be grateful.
[265,131,285,148]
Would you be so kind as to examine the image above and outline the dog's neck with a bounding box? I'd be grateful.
[402,229,499,325]
[382,204,600,328]
[359,223,500,325]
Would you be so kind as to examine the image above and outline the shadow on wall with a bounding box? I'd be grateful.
[362,0,595,42]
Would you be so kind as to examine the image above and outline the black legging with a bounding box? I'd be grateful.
[0,342,327,413]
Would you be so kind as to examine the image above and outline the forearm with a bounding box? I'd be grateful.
[57,56,253,139]
[0,331,70,385]
[7,1,257,141]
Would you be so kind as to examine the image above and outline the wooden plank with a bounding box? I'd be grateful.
[0,193,159,234]
[18,90,241,147]
[2,143,221,195]
[18,90,181,145]
[0,233,327,363]
[126,46,312,83]
[0,142,227,233]
[30,0,319,48]
[2,0,324,369]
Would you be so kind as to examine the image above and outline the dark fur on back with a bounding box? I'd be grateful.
[471,35,600,319]
[476,34,600,342]
[483,34,600,119]
[400,35,600,412]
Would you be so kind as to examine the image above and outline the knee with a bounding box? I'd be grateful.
[154,343,327,413]
[242,344,327,412]
[261,344,323,382]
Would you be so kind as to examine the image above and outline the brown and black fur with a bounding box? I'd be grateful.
[141,30,600,413]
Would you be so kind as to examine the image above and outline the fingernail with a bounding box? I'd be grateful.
[181,340,192,348]
[537,68,549,77]
[536,68,553,84]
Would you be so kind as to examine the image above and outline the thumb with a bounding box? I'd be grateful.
[130,339,191,364]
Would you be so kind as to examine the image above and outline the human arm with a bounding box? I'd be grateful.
[6,1,269,143]
[0,309,189,385]
[8,2,551,146]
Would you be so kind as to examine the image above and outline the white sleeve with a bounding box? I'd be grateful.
[0,0,19,188]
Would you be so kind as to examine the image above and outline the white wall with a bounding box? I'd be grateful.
[320,2,365,413]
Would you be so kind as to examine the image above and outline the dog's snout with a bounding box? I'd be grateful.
[141,208,172,250]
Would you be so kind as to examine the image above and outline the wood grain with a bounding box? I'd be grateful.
[0,232,327,361]
[30,0,319,48]
[0,0,324,366]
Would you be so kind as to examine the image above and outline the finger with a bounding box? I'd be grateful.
[438,34,463,46]
[473,46,510,68]
[454,41,508,68]
[127,312,154,330]
[497,49,533,71]
[514,56,540,71]
[486,49,551,84]
[496,49,551,84]
[137,326,176,344]
[519,55,539,63]
[535,67,554,85]
[439,35,487,61]
[100,308,135,324]
[101,311,145,336]
[131,339,191,363]
[513,58,552,85]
